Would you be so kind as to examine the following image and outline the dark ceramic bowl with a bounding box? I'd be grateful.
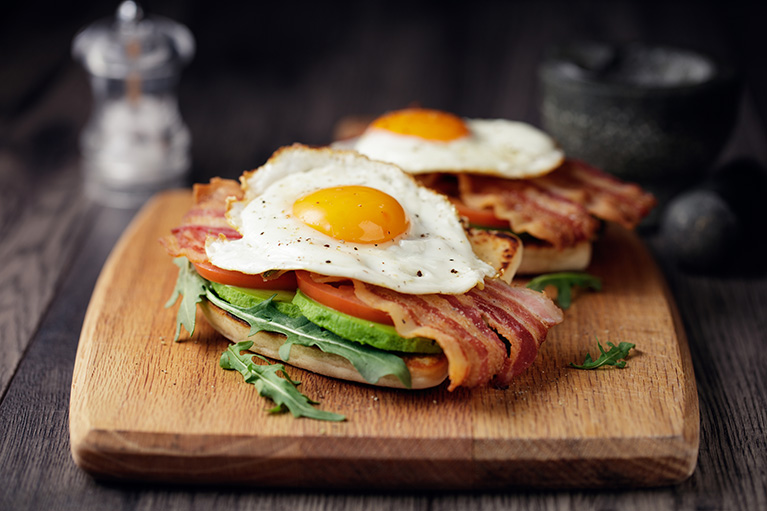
[539,41,741,213]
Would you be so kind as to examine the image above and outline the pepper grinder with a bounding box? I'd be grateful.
[73,1,195,207]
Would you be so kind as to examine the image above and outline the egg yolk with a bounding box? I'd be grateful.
[292,186,409,244]
[370,108,470,141]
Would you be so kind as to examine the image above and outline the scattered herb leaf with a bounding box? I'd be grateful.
[166,258,412,387]
[220,341,345,421]
[570,340,636,369]
[206,290,412,388]
[165,257,207,341]
[526,272,602,309]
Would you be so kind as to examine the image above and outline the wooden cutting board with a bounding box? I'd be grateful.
[69,190,699,489]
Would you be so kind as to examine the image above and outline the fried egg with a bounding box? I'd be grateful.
[350,108,564,178]
[205,145,496,294]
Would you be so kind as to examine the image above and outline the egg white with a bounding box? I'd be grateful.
[205,145,496,294]
[351,118,564,178]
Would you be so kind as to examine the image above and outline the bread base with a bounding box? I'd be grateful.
[517,241,592,275]
[467,228,523,283]
[200,301,449,389]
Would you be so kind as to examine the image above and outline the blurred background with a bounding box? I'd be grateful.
[2,5,767,507]
[3,0,764,175]
[2,0,766,271]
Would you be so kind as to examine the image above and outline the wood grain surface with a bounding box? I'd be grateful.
[2,0,766,509]
[69,190,698,489]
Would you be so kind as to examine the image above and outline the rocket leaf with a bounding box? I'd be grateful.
[205,290,412,388]
[220,341,345,421]
[570,340,636,369]
[526,272,602,309]
[165,257,207,341]
[166,258,412,387]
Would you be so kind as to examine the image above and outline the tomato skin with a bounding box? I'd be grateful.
[451,199,510,229]
[193,262,297,290]
[295,271,394,325]
[194,264,394,325]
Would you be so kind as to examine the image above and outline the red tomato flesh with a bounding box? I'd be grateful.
[193,262,297,289]
[451,199,510,229]
[295,270,394,326]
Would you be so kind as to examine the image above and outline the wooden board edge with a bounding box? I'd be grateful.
[658,268,701,481]
[68,428,695,489]
[69,428,476,489]
[472,434,697,487]
[68,190,700,489]
[69,190,189,465]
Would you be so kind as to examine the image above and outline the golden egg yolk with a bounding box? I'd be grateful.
[292,186,409,244]
[370,108,470,141]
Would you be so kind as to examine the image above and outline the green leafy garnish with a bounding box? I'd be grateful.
[220,341,345,421]
[206,290,411,387]
[569,340,636,369]
[166,258,412,387]
[165,257,208,341]
[526,272,602,309]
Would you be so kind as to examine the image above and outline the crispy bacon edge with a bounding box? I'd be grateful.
[458,172,601,250]
[532,160,657,230]
[425,159,655,250]
[160,178,244,263]
[353,278,563,390]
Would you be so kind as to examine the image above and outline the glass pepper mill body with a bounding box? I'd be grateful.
[73,1,195,207]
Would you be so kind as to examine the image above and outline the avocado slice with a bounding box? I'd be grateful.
[292,290,442,354]
[209,281,301,317]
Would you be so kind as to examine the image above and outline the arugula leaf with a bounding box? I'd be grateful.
[569,340,636,369]
[165,258,413,388]
[205,290,412,388]
[526,272,602,309]
[220,341,345,421]
[165,257,207,341]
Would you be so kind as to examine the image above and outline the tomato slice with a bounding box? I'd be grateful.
[193,262,297,289]
[451,199,509,229]
[295,271,394,325]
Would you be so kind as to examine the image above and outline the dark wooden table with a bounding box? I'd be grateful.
[2,1,765,509]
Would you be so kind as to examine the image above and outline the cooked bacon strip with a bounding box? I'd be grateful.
[353,278,563,390]
[187,178,244,228]
[160,178,243,262]
[458,174,600,250]
[532,160,656,229]
[163,225,242,264]
[454,159,655,249]
[467,280,561,386]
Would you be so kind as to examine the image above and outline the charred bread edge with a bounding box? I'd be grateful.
[467,228,523,284]
[517,241,592,275]
[199,300,449,390]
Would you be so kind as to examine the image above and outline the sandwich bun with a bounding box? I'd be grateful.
[190,193,523,392]
[516,241,592,275]
[195,225,520,391]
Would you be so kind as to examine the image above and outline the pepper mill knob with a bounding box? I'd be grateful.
[116,0,143,24]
